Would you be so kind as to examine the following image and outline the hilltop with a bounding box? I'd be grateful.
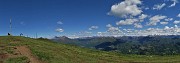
[0,36,180,63]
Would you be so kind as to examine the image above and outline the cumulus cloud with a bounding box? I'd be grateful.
[55,28,64,32]
[163,25,180,33]
[169,0,179,7]
[116,18,139,25]
[97,32,109,36]
[169,2,176,7]
[115,15,146,28]
[164,26,170,30]
[132,25,180,36]
[123,29,134,33]
[73,31,93,37]
[153,3,166,10]
[114,14,147,28]
[147,15,167,26]
[97,25,180,36]
[174,20,180,24]
[160,22,168,25]
[139,14,148,22]
[175,25,178,28]
[106,24,112,27]
[134,23,143,28]
[139,14,148,20]
[57,21,63,25]
[177,13,180,17]
[108,0,142,18]
[89,26,99,30]
[165,18,173,21]
[144,7,150,10]
[56,21,64,32]
[106,24,122,33]
[95,25,180,37]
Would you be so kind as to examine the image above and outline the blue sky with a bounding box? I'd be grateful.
[0,0,180,38]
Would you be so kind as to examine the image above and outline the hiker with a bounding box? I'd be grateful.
[8,33,11,36]
[20,33,23,36]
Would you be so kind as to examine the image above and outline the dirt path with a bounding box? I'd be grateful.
[0,53,8,63]
[16,46,43,63]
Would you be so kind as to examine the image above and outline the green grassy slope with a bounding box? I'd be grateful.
[0,36,180,63]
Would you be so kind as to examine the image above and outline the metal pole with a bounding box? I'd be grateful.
[10,18,12,34]
[36,33,38,39]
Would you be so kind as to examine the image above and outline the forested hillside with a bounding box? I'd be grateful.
[53,35,180,55]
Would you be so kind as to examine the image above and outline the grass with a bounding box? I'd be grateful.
[0,36,180,63]
[5,56,29,63]
[4,47,14,54]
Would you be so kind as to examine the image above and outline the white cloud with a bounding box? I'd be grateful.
[108,0,142,18]
[169,0,179,7]
[169,2,176,7]
[134,25,180,36]
[134,23,143,28]
[175,25,178,28]
[123,29,135,33]
[56,21,64,32]
[153,3,166,10]
[177,13,180,17]
[164,26,170,30]
[107,27,120,32]
[106,24,122,33]
[97,32,104,36]
[139,14,148,22]
[55,28,64,32]
[145,7,150,10]
[106,24,112,27]
[163,25,180,33]
[147,15,167,26]
[174,20,180,24]
[139,14,148,20]
[89,26,99,30]
[88,26,180,37]
[160,22,168,25]
[96,25,180,37]
[116,18,139,25]
[165,18,173,21]
[75,31,93,37]
[57,21,63,25]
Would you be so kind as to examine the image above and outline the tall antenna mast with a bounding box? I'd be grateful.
[10,18,12,34]
[36,33,38,39]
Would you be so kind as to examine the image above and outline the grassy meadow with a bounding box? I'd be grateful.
[0,36,180,63]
